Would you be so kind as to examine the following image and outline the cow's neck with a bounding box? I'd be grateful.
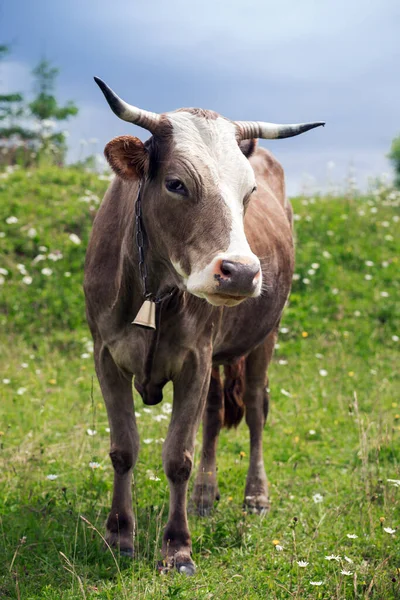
[114,183,179,328]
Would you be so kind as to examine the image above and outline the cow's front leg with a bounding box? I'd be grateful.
[95,344,139,557]
[161,349,211,575]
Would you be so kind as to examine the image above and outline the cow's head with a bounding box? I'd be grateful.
[96,77,324,307]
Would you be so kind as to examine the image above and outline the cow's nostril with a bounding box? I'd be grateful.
[220,260,235,277]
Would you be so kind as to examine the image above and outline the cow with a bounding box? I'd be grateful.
[84,76,324,575]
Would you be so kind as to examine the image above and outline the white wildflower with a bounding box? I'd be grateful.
[27,227,37,238]
[385,234,394,241]
[48,252,63,262]
[344,556,353,564]
[275,545,283,552]
[297,560,308,567]
[322,250,331,258]
[319,369,328,377]
[143,408,152,414]
[311,263,320,269]
[41,268,53,276]
[22,276,33,285]
[105,427,110,433]
[327,230,334,236]
[346,534,358,539]
[17,387,26,395]
[21,363,28,368]
[302,278,310,284]
[310,581,323,586]
[315,353,323,359]
[69,233,81,245]
[380,291,389,297]
[309,430,316,435]
[81,353,90,359]
[365,260,374,267]
[147,470,161,481]
[143,439,153,444]
[135,412,141,418]
[364,274,372,281]
[162,402,172,414]
[32,254,46,264]
[278,359,288,365]
[17,264,27,275]
[3,378,10,384]
[313,493,323,503]
[6,216,18,224]
[87,429,97,436]
[292,273,301,281]
[392,336,399,342]
[153,414,168,422]
[383,527,396,535]
[46,474,58,480]
[280,388,291,397]
[307,269,316,275]
[341,570,353,576]
[387,479,400,487]
[331,288,339,294]
[0,268,8,275]
[381,221,390,227]
[354,310,361,317]
[64,272,71,277]
[89,462,100,469]
[280,327,289,334]
[325,555,341,561]
[38,245,47,252]
[0,232,5,237]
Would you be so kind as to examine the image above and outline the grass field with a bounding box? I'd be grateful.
[0,166,399,599]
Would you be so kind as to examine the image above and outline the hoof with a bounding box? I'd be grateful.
[176,562,196,576]
[244,494,270,515]
[157,555,196,576]
[119,547,134,558]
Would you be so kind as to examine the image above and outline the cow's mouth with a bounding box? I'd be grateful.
[203,292,248,307]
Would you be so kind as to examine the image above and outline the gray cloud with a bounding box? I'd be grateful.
[1,0,399,194]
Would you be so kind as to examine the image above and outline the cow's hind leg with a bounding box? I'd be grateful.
[190,367,224,515]
[243,330,277,514]
[95,343,139,556]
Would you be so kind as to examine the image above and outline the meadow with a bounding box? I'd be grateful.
[0,166,399,599]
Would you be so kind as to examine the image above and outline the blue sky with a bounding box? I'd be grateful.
[1,0,399,194]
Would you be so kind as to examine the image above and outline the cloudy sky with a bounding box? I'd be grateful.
[1,0,399,194]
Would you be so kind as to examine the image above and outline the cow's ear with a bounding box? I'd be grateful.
[104,135,149,180]
[239,138,257,158]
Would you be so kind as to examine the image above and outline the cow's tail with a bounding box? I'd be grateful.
[223,358,246,429]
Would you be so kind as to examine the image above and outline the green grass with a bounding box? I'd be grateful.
[0,166,399,599]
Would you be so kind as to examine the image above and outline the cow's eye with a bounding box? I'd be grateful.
[165,178,187,195]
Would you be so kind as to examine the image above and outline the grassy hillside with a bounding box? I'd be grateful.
[0,166,399,599]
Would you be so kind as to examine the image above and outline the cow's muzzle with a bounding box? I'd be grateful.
[214,259,261,296]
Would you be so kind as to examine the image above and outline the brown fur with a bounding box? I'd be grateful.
[84,110,295,570]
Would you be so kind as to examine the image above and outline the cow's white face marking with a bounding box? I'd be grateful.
[167,111,261,299]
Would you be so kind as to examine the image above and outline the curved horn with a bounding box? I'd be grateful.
[236,121,325,140]
[94,76,160,133]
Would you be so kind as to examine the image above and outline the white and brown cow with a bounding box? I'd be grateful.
[84,77,324,574]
